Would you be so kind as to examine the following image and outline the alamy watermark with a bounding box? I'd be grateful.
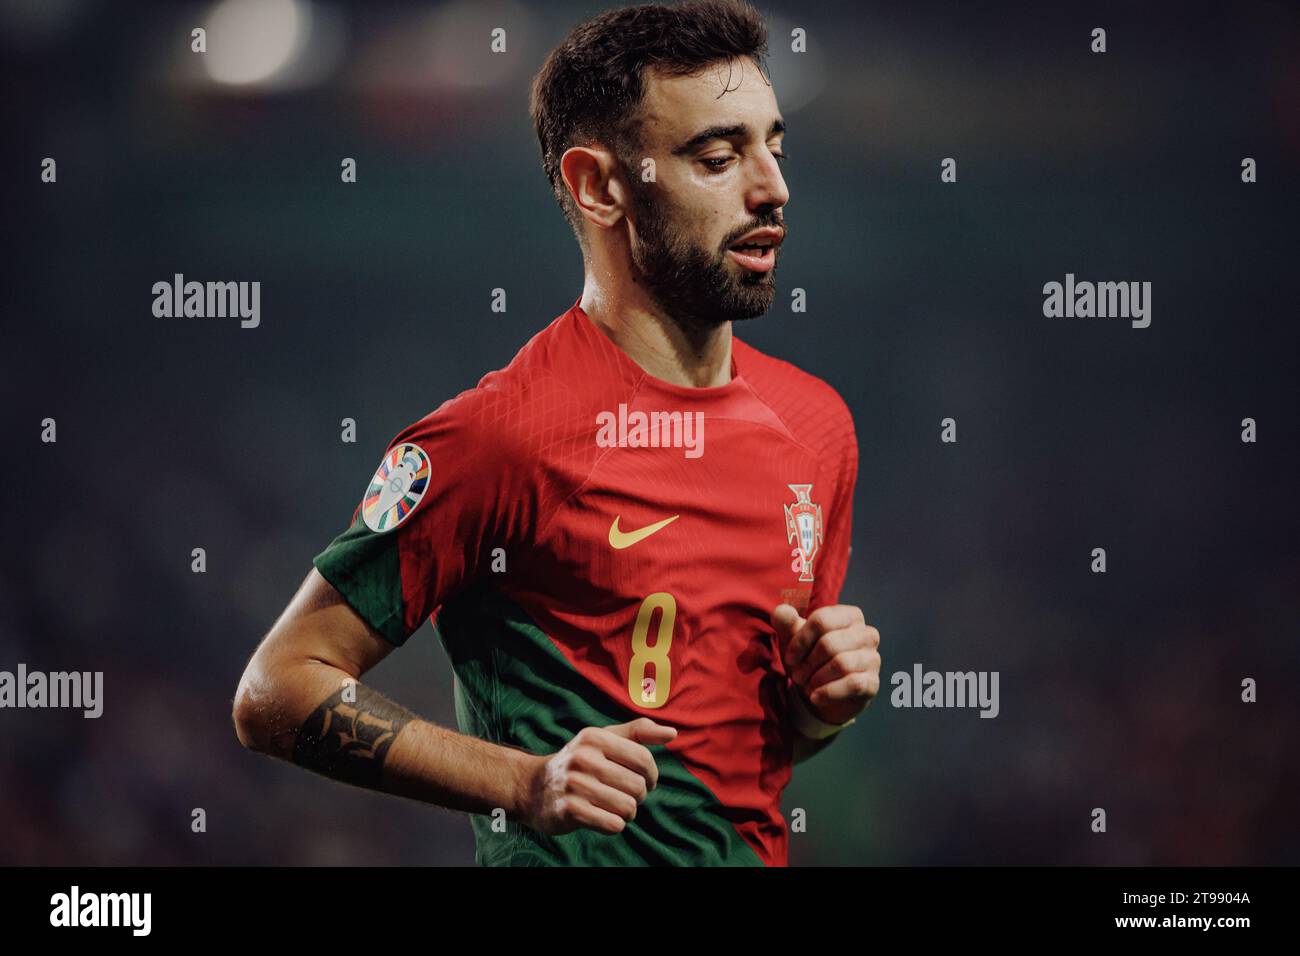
[0,664,103,718]
[1043,273,1151,328]
[595,403,704,459]
[50,886,150,936]
[152,273,260,328]
[890,663,999,718]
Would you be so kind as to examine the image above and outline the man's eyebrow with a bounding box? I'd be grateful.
[672,118,786,155]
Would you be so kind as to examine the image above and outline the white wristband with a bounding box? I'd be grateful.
[790,689,857,740]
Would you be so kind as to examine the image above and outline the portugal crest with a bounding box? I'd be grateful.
[784,483,824,583]
[362,442,430,533]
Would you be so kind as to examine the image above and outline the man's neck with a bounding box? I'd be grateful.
[579,280,733,389]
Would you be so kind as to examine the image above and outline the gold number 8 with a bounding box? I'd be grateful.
[628,592,675,709]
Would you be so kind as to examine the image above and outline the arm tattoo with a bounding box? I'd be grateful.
[292,685,416,788]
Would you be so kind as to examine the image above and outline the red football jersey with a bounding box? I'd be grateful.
[314,298,858,865]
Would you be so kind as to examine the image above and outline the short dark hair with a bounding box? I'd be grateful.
[529,0,769,245]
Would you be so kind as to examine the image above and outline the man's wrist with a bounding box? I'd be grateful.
[505,747,541,824]
[789,687,857,740]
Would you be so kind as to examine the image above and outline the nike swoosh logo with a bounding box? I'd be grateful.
[608,514,679,549]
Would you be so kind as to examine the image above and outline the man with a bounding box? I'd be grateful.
[233,0,881,866]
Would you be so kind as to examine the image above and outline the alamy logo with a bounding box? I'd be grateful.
[0,664,102,718]
[1042,273,1151,328]
[595,403,704,459]
[890,664,1000,718]
[50,886,151,936]
[152,273,261,328]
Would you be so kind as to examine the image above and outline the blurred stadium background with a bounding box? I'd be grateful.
[1,0,1297,865]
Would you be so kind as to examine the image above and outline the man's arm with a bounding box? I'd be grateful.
[233,568,676,835]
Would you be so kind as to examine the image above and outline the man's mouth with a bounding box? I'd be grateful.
[727,227,783,274]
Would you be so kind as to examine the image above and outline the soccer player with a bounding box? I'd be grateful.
[233,0,882,866]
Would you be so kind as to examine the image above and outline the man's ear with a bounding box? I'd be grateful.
[560,145,628,233]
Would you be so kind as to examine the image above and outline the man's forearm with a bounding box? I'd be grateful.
[241,662,537,821]
[362,698,537,819]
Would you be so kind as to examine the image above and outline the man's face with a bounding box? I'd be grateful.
[622,57,789,330]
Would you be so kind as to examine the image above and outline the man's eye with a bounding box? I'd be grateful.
[701,157,733,171]
[772,151,789,163]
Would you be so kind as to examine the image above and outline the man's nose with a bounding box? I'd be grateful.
[746,151,789,212]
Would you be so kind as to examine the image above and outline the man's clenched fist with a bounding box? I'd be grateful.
[519,717,676,835]
[772,603,882,727]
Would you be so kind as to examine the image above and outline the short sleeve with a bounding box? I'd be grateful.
[313,387,526,646]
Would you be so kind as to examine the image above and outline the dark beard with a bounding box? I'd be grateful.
[627,183,782,332]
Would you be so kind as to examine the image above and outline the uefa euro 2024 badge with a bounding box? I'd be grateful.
[363,443,431,533]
